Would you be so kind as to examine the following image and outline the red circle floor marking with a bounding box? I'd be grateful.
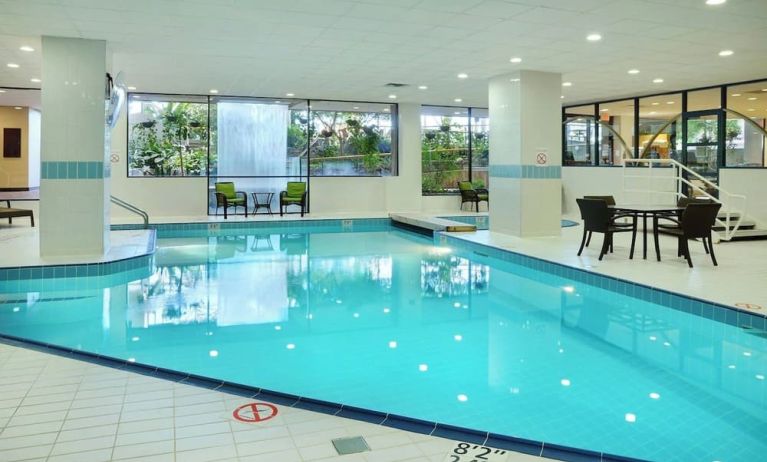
[232,402,278,423]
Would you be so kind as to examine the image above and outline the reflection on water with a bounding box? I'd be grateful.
[421,251,488,298]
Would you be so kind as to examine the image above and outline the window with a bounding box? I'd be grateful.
[421,106,488,194]
[725,81,767,167]
[208,97,309,212]
[598,100,635,165]
[308,101,396,176]
[127,94,209,177]
[687,88,721,112]
[563,105,596,166]
[638,94,682,161]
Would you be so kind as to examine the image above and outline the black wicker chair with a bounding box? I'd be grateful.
[576,198,637,260]
[653,202,721,267]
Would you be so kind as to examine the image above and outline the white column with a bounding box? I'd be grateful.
[40,36,110,257]
[488,70,562,237]
[385,103,422,212]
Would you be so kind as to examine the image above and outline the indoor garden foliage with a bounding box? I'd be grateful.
[308,111,393,176]
[422,116,488,194]
[129,101,209,177]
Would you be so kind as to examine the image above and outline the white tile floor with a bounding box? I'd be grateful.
[0,343,554,462]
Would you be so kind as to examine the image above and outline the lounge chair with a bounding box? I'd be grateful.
[280,182,307,216]
[0,207,34,227]
[214,182,248,219]
[458,181,488,212]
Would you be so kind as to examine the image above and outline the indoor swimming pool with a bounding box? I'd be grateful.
[0,224,765,462]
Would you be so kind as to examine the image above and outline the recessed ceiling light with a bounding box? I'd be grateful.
[6,63,19,68]
[651,102,660,105]
[628,69,640,74]
[600,108,609,112]
[209,89,218,94]
[286,92,295,97]
[653,78,664,83]
[127,86,136,90]
[560,95,565,99]
[747,97,757,100]
[649,111,657,115]
[0,89,6,93]
[353,106,359,109]
[762,88,767,92]
[13,106,22,110]
[718,49,734,57]
[747,108,755,111]
[30,78,40,83]
[509,78,520,82]
[388,94,397,99]
[667,101,675,104]
[275,100,281,103]
[457,73,468,79]
[454,98,462,102]
[706,0,726,5]
[510,57,522,63]
[562,82,572,87]
[586,33,602,42]
[19,46,34,52]
[383,108,390,112]
[418,85,428,90]
[731,93,741,97]
[454,111,461,115]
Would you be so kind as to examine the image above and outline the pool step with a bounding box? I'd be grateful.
[389,213,476,233]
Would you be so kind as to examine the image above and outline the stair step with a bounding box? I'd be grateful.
[725,228,767,241]
[713,220,756,231]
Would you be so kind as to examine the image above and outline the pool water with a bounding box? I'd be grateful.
[0,227,765,462]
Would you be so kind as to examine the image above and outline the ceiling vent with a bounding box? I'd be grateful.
[384,82,409,88]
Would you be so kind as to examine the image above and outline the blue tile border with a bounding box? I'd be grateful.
[0,331,652,462]
[41,161,107,180]
[489,164,561,179]
[436,232,767,325]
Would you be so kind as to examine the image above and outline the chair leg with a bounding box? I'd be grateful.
[244,198,248,218]
[702,238,709,254]
[30,215,34,227]
[653,224,661,261]
[682,239,693,268]
[577,228,587,256]
[609,234,614,253]
[708,235,718,266]
[280,203,284,217]
[630,227,637,260]
[599,233,610,260]
[585,231,592,247]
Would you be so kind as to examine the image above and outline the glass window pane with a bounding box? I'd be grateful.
[127,94,209,177]
[308,101,396,176]
[564,104,596,166]
[725,81,767,167]
[598,100,635,166]
[422,106,470,194]
[638,94,682,161]
[470,108,489,189]
[687,88,721,112]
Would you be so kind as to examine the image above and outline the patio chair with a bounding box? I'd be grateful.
[576,198,637,260]
[582,195,633,250]
[280,182,307,217]
[0,207,34,227]
[214,182,248,219]
[458,181,488,212]
[653,202,721,268]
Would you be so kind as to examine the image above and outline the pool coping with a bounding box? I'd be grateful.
[0,216,760,462]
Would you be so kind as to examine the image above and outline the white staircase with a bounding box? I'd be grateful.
[621,158,767,241]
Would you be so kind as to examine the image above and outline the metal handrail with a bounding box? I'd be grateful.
[110,196,149,229]
[622,158,747,240]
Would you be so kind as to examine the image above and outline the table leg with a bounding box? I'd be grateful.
[642,213,648,260]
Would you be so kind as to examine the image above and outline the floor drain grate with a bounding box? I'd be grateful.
[332,436,370,455]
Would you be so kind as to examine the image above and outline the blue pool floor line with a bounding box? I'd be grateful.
[0,331,649,462]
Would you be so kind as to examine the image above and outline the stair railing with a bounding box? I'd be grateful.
[622,158,746,241]
[110,196,149,229]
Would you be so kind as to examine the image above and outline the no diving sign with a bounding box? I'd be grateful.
[232,402,278,423]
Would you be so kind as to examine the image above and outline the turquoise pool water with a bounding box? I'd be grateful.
[0,226,765,462]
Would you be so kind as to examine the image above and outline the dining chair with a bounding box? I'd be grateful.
[576,198,637,260]
[582,195,633,250]
[653,202,722,267]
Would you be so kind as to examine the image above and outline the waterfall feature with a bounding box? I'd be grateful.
[216,102,297,208]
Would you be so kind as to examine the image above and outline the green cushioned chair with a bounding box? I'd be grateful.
[280,182,308,217]
[214,182,248,219]
[458,181,488,212]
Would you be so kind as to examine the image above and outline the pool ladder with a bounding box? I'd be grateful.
[110,196,149,229]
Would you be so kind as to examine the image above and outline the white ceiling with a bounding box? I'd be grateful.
[0,0,766,107]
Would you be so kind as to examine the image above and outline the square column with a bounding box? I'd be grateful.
[488,70,562,237]
[40,37,110,256]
